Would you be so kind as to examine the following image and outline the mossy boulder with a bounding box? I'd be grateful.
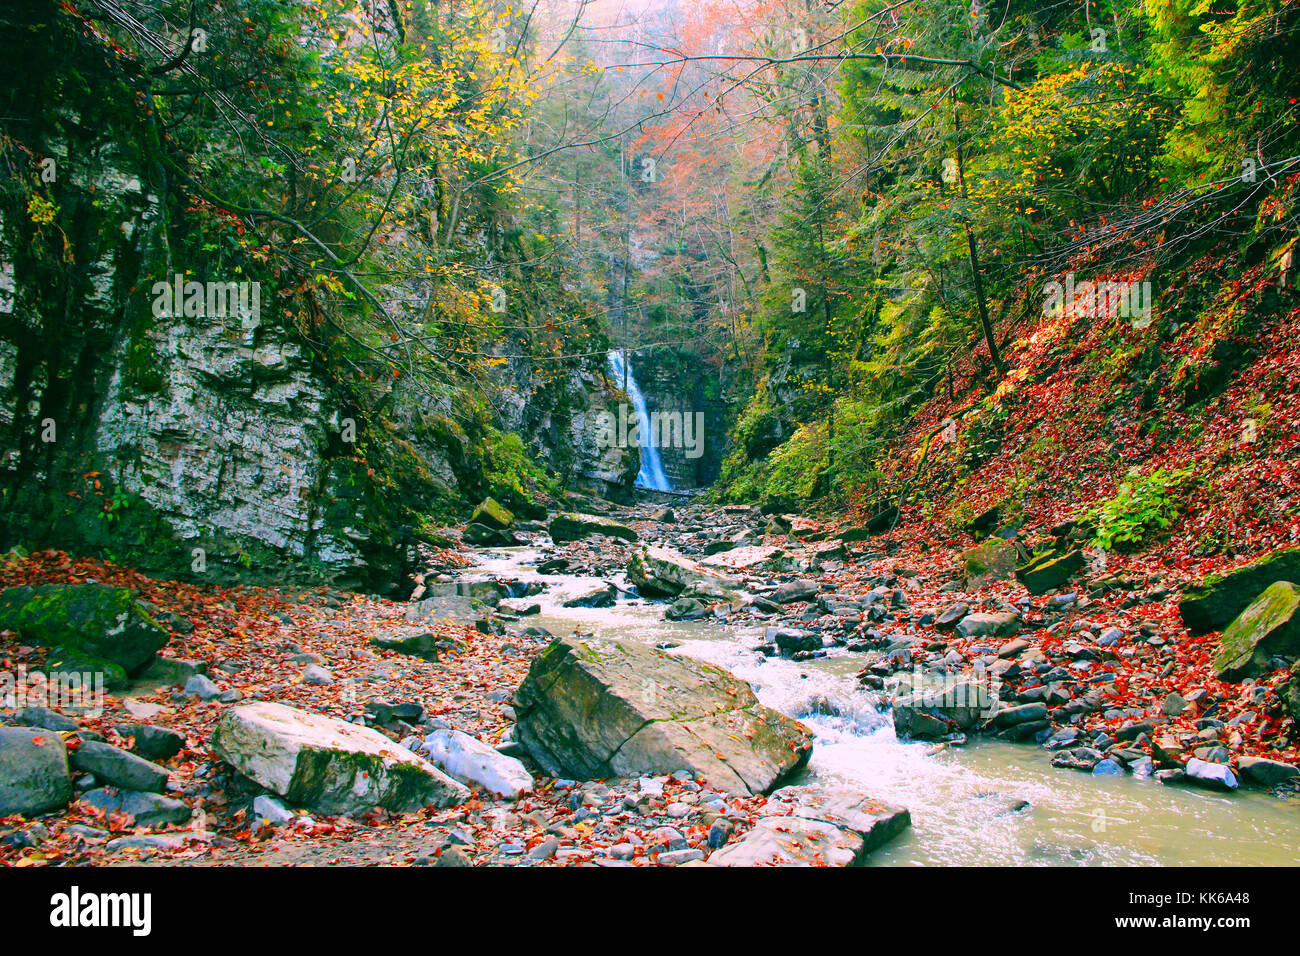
[470,497,514,531]
[1016,550,1084,595]
[211,701,470,814]
[43,647,130,691]
[1180,548,1300,634]
[514,635,813,794]
[0,584,169,674]
[549,512,638,544]
[1212,581,1300,681]
[960,539,1020,588]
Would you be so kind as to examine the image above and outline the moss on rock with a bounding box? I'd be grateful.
[1213,580,1300,681]
[0,583,168,674]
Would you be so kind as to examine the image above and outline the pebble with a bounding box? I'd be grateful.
[528,837,560,860]
[184,674,220,700]
[708,818,735,848]
[303,664,334,685]
[657,848,705,866]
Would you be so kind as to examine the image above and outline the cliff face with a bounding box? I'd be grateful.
[493,360,640,503]
[627,349,730,490]
[0,100,407,590]
[0,36,634,592]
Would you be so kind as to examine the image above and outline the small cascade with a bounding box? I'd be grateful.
[608,348,672,492]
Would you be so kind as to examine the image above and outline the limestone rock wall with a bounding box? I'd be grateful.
[0,89,632,590]
[626,349,730,490]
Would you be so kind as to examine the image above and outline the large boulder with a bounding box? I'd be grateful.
[403,594,489,623]
[891,673,999,740]
[115,724,185,761]
[1286,660,1300,725]
[0,726,74,816]
[1237,756,1299,787]
[416,729,533,800]
[1185,757,1238,792]
[470,497,514,530]
[0,583,169,674]
[562,584,617,608]
[422,579,509,603]
[1212,581,1300,681]
[211,702,470,814]
[1180,548,1300,634]
[549,512,638,544]
[70,741,168,793]
[770,627,820,653]
[627,546,739,597]
[707,786,911,867]
[371,628,467,660]
[80,788,191,827]
[840,506,899,540]
[701,544,783,572]
[967,504,1002,535]
[770,579,820,604]
[760,785,911,854]
[707,816,866,866]
[44,648,129,691]
[955,612,1021,640]
[665,598,708,621]
[514,635,813,794]
[1016,550,1084,595]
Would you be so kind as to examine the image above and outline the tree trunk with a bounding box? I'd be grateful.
[954,107,1005,376]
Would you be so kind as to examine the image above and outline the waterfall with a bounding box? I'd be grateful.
[608,349,673,492]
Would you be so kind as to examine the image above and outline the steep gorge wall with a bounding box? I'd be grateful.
[0,21,633,591]
[0,100,408,591]
[495,359,640,502]
[629,349,730,490]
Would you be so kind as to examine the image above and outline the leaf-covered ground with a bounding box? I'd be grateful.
[0,549,769,867]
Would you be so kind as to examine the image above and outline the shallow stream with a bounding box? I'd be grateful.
[474,547,1300,866]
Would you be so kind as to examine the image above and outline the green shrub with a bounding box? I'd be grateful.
[478,426,557,503]
[1092,466,1195,551]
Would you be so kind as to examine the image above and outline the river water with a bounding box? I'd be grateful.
[476,548,1300,866]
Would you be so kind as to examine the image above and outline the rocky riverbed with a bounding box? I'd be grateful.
[2,494,1299,866]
